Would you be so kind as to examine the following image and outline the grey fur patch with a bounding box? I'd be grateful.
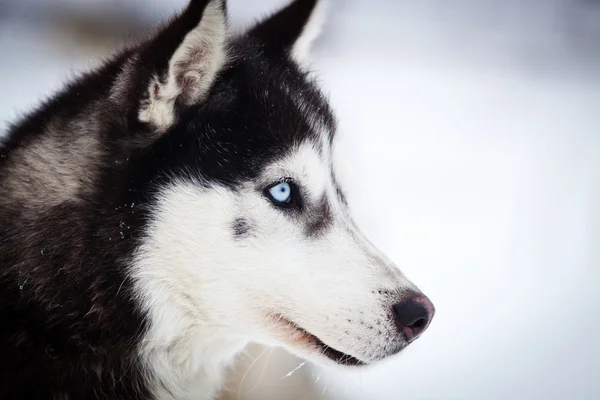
[0,113,101,214]
[305,195,332,238]
[233,218,252,239]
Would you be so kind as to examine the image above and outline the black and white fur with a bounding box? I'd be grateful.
[0,1,435,399]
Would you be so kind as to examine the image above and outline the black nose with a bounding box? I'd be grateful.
[392,295,435,342]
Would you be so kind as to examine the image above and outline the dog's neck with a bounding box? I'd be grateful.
[142,327,248,400]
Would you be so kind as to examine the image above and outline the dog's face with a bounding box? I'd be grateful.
[128,0,435,368]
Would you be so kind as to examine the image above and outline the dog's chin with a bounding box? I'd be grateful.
[269,314,367,367]
[311,337,366,367]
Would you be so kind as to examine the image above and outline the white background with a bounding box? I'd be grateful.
[1,0,599,399]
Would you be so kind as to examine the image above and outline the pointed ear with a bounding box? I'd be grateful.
[137,0,227,131]
[248,0,328,68]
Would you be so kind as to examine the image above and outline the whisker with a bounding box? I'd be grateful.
[322,380,330,396]
[280,360,307,380]
[242,347,275,396]
[236,346,272,400]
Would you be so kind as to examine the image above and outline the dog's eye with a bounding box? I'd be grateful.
[264,180,303,210]
[267,182,292,204]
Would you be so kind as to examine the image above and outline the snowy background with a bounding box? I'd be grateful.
[1,0,599,399]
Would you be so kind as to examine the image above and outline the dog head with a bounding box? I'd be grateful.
[121,0,435,367]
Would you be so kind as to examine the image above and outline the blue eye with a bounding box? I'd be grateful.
[268,182,292,204]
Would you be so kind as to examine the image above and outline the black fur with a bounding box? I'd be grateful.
[249,0,319,59]
[0,0,335,398]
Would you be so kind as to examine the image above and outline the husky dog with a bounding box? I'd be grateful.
[0,0,435,398]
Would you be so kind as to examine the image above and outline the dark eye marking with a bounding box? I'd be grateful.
[305,195,332,238]
[330,170,348,206]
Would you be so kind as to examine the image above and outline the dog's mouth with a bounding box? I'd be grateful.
[270,314,366,367]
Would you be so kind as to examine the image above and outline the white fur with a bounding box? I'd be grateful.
[291,0,329,68]
[130,140,420,398]
[139,0,227,131]
[132,183,249,399]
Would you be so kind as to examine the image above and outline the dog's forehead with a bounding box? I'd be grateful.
[260,140,330,193]
[220,43,336,141]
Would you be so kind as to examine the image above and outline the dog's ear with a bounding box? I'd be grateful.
[136,0,227,131]
[248,0,328,68]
